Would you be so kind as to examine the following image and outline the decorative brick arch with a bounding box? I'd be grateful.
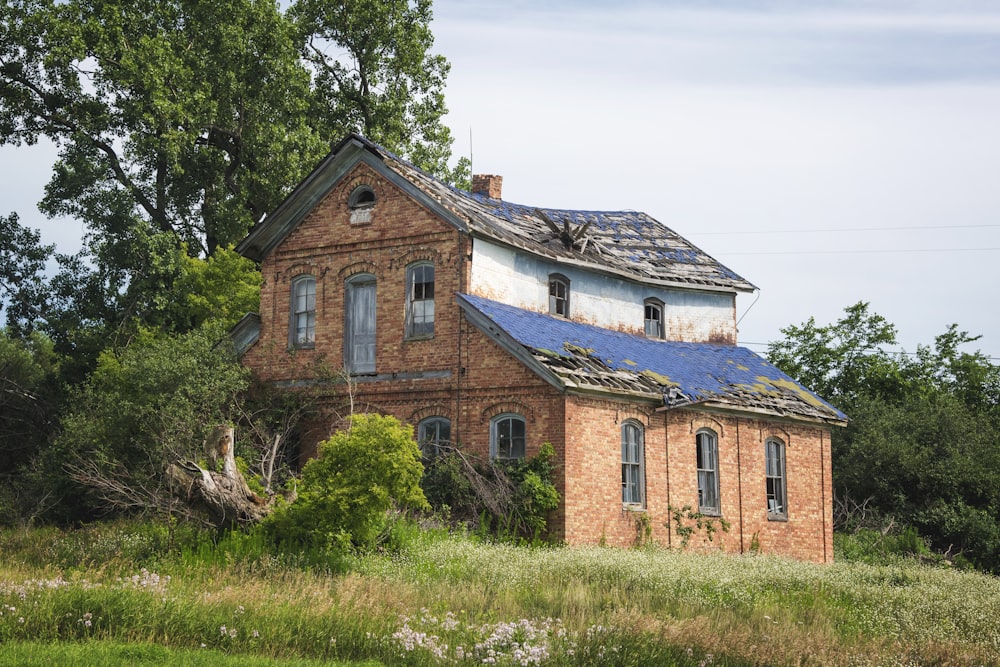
[689,415,725,438]
[395,247,442,270]
[280,261,323,281]
[338,260,379,281]
[481,401,534,424]
[409,405,452,423]
[759,425,791,446]
[615,404,653,426]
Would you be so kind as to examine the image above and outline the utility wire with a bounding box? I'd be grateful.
[719,247,1000,256]
[739,340,1000,362]
[690,223,1000,235]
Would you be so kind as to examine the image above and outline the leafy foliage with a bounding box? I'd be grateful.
[265,413,428,550]
[0,212,53,336]
[0,329,62,523]
[421,442,561,543]
[769,302,1000,571]
[40,322,250,522]
[0,0,464,370]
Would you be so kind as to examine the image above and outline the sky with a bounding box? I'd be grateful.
[428,0,1000,361]
[2,0,999,361]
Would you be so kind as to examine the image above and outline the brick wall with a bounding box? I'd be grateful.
[558,398,833,562]
[242,160,834,563]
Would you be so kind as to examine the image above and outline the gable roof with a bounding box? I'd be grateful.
[458,293,846,426]
[236,134,755,294]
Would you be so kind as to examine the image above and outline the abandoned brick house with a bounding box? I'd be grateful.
[233,133,847,562]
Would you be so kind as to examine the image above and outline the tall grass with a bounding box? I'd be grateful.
[1,521,997,666]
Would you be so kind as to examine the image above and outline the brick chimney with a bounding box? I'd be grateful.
[472,174,503,200]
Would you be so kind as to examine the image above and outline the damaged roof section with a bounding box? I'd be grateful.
[386,155,755,292]
[458,294,847,425]
[237,134,755,292]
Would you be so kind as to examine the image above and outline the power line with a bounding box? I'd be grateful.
[740,340,1000,362]
[690,223,1000,236]
[719,247,1000,256]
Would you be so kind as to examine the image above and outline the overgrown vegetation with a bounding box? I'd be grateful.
[768,302,1000,572]
[1,520,998,666]
[421,442,561,543]
[264,413,429,550]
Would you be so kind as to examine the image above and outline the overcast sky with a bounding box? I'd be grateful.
[431,0,1000,361]
[2,0,998,361]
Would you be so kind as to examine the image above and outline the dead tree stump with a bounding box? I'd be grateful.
[166,425,273,526]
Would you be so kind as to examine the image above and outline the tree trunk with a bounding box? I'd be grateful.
[166,425,282,526]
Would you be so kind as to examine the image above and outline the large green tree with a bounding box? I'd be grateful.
[768,303,1000,571]
[0,0,463,341]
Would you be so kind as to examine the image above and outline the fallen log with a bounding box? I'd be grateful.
[166,425,287,526]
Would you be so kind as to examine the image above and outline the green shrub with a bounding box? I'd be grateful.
[421,442,560,543]
[264,413,428,550]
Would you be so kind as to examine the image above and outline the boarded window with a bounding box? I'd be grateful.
[345,274,376,374]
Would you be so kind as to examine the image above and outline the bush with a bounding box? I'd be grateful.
[421,442,560,543]
[264,413,428,550]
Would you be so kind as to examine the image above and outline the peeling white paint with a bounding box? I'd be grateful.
[469,240,736,343]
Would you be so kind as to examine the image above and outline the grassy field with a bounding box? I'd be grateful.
[1,522,998,666]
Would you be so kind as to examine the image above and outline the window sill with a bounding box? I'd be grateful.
[767,514,788,522]
[404,334,434,342]
[622,504,646,512]
[289,344,316,352]
[698,509,722,517]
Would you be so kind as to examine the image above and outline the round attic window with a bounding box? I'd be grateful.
[348,185,376,209]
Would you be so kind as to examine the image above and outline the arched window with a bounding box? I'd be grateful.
[405,262,435,338]
[621,420,645,507]
[548,273,570,317]
[644,298,664,339]
[418,416,451,458]
[696,429,720,515]
[490,413,526,460]
[348,185,376,225]
[345,273,376,374]
[765,437,787,519]
[348,185,376,209]
[289,275,316,348]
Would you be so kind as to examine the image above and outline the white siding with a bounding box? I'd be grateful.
[469,240,737,343]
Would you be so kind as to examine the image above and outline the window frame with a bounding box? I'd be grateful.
[644,298,664,339]
[765,437,788,520]
[621,420,645,508]
[404,262,435,339]
[696,429,721,515]
[548,273,570,318]
[289,274,316,349]
[347,185,376,209]
[490,413,526,460]
[344,273,377,374]
[417,416,451,458]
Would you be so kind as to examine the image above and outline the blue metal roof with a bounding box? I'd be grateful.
[458,293,846,424]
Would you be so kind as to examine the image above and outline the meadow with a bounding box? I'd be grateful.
[0,522,998,666]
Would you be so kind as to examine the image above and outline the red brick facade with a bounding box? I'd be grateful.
[241,160,836,563]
